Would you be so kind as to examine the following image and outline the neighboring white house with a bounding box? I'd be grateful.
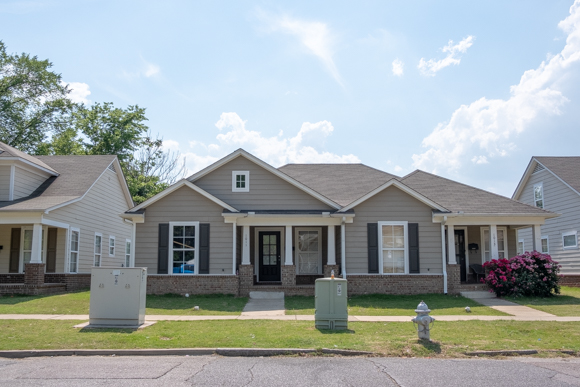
[513,157,580,275]
[0,141,134,275]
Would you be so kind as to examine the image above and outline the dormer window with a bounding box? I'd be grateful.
[232,171,249,192]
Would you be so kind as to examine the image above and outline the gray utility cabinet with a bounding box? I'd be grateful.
[89,267,147,326]
[315,277,348,330]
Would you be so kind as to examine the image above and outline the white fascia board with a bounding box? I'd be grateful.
[230,216,347,226]
[111,158,135,208]
[339,179,448,212]
[120,212,145,223]
[0,212,43,224]
[432,213,558,226]
[0,157,59,176]
[130,179,239,213]
[512,158,536,200]
[41,217,70,229]
[187,149,341,210]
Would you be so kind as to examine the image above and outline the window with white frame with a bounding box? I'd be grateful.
[379,221,408,274]
[170,222,199,274]
[295,228,322,274]
[232,171,249,192]
[517,239,524,255]
[125,239,131,268]
[109,236,115,257]
[533,183,544,209]
[69,229,80,273]
[94,233,102,266]
[541,236,549,254]
[481,227,508,261]
[563,231,578,249]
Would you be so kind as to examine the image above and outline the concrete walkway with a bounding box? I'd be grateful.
[461,291,557,318]
[240,291,285,317]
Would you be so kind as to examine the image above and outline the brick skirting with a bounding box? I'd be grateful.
[0,283,66,296]
[346,274,445,295]
[0,274,25,284]
[45,273,91,291]
[240,285,315,297]
[560,274,580,287]
[147,275,239,295]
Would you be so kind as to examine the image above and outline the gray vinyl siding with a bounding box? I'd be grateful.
[135,186,233,274]
[0,165,10,201]
[345,186,443,274]
[12,166,49,200]
[194,156,334,211]
[517,167,580,273]
[43,169,132,273]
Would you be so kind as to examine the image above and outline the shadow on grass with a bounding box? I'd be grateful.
[417,338,442,354]
[78,327,137,334]
[316,329,356,334]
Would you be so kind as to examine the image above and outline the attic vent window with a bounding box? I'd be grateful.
[108,163,116,173]
[232,171,249,192]
[532,163,545,174]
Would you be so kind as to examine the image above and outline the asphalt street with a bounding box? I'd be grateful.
[0,355,579,386]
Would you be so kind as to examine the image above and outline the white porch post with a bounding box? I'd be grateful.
[327,225,336,265]
[285,226,293,265]
[232,221,237,274]
[341,222,346,278]
[447,224,456,264]
[490,224,499,260]
[30,223,43,263]
[242,225,250,265]
[131,221,137,267]
[532,224,542,252]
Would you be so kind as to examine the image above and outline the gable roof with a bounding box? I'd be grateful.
[0,141,59,175]
[513,157,580,200]
[187,149,342,210]
[278,164,398,207]
[403,170,553,215]
[0,155,131,212]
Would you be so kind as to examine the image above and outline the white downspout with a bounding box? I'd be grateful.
[341,217,347,279]
[441,222,448,294]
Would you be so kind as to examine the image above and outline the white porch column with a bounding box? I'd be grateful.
[532,224,542,252]
[242,225,250,265]
[30,223,43,263]
[490,224,499,260]
[447,224,456,264]
[131,221,137,267]
[327,225,336,265]
[285,225,293,265]
[341,222,346,278]
[232,222,237,274]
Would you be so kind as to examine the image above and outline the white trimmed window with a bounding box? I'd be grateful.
[170,222,199,274]
[481,227,508,261]
[69,229,80,273]
[94,233,102,267]
[232,171,249,192]
[541,236,549,254]
[517,239,524,255]
[563,231,578,250]
[295,227,322,274]
[533,183,544,209]
[125,239,131,267]
[378,221,408,274]
[109,236,115,257]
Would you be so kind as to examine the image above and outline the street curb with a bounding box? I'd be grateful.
[464,349,579,357]
[0,348,375,359]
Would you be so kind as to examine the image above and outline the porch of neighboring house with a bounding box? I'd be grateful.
[0,223,90,295]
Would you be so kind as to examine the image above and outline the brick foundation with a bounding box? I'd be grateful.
[346,274,444,295]
[0,283,66,296]
[281,265,296,286]
[324,265,340,278]
[446,264,461,295]
[24,263,45,286]
[0,274,25,284]
[560,274,580,287]
[45,273,91,291]
[147,275,239,295]
[239,265,254,289]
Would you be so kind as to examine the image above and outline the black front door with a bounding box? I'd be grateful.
[454,230,467,282]
[259,231,281,282]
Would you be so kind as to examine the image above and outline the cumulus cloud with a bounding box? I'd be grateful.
[418,36,474,76]
[392,59,404,76]
[172,112,360,174]
[412,1,580,173]
[63,81,91,104]
[121,58,160,80]
[257,10,343,87]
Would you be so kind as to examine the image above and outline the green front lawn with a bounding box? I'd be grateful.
[0,320,578,356]
[285,294,508,316]
[0,291,247,316]
[505,286,580,317]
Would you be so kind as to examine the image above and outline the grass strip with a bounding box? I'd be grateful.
[0,320,578,357]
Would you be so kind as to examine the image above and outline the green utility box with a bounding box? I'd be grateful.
[315,277,348,330]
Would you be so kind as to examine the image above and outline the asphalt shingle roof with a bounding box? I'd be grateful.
[0,141,58,174]
[534,156,580,194]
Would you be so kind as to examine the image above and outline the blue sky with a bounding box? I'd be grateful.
[2,0,580,197]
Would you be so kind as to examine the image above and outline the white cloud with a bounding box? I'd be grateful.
[63,81,91,104]
[412,1,580,174]
[172,112,359,174]
[392,59,404,76]
[471,156,489,165]
[162,139,180,152]
[257,10,343,87]
[121,58,161,80]
[418,36,474,76]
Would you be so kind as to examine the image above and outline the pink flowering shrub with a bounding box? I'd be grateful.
[482,251,561,297]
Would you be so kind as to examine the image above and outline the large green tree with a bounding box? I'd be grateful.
[0,41,74,153]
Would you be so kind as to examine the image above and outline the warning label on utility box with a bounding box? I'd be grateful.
[337,283,342,296]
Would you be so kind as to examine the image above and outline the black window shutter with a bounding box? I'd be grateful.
[367,223,379,273]
[409,223,420,273]
[9,228,21,273]
[199,223,210,274]
[157,223,169,274]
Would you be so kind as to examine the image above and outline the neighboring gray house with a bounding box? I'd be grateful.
[513,157,580,284]
[0,141,134,293]
[124,149,556,296]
